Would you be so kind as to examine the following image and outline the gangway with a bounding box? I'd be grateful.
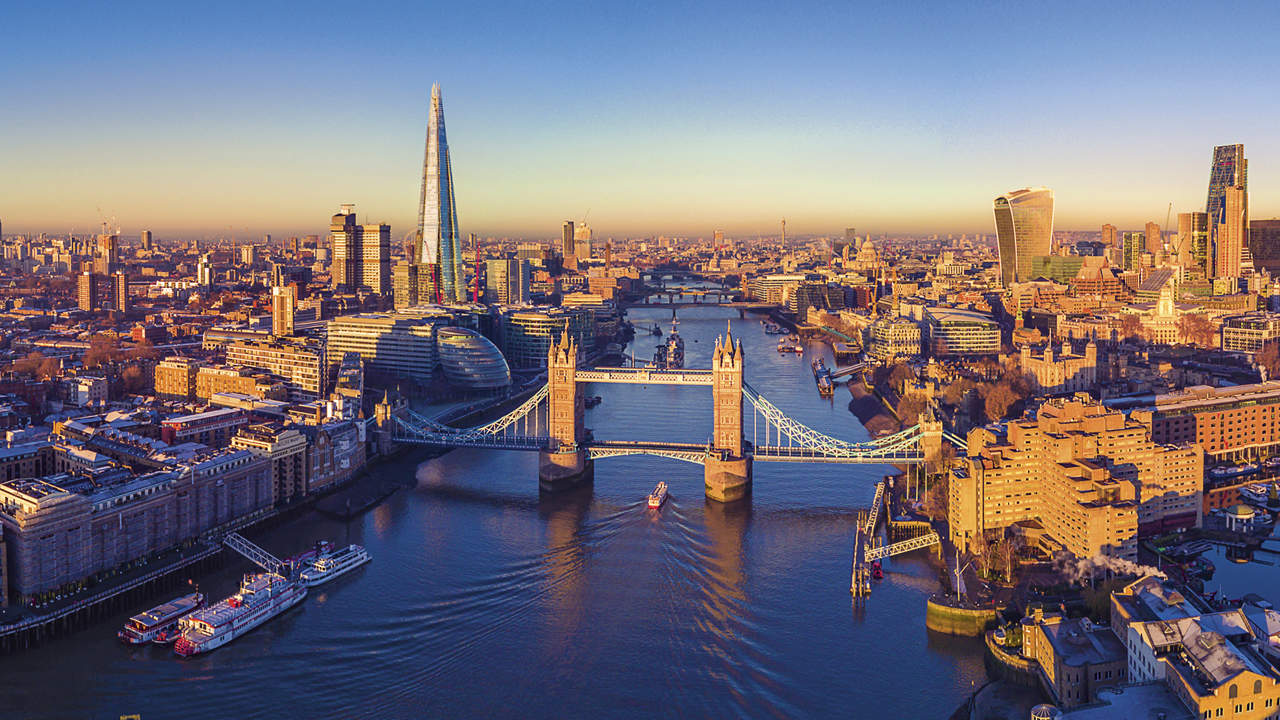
[864,531,941,562]
[829,362,868,381]
[865,480,886,535]
[223,532,284,575]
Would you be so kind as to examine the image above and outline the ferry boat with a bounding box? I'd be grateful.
[173,573,307,657]
[647,482,669,509]
[1210,463,1260,481]
[118,592,205,645]
[298,544,372,587]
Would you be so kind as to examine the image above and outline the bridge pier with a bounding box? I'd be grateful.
[539,449,594,493]
[704,454,752,503]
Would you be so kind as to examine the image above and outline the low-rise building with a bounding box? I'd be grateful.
[1021,608,1128,707]
[154,356,203,401]
[160,408,248,448]
[1019,341,1098,396]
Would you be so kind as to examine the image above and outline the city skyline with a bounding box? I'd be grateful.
[2,2,1279,238]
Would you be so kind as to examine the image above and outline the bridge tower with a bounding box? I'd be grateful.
[539,332,592,491]
[918,405,943,470]
[705,324,752,502]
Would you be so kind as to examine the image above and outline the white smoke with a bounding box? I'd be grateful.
[1055,554,1165,583]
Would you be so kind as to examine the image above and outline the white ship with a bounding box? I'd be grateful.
[118,592,205,645]
[298,544,372,587]
[173,573,307,656]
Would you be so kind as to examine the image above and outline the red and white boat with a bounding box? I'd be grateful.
[118,592,205,645]
[173,573,307,657]
[648,482,669,509]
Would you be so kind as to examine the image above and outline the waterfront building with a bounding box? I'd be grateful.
[417,84,464,302]
[865,316,922,361]
[1018,341,1098,395]
[1112,576,1280,719]
[231,423,309,506]
[993,187,1054,286]
[435,327,511,390]
[298,420,365,494]
[1020,607,1127,708]
[0,449,271,601]
[498,307,590,370]
[745,273,815,304]
[950,399,1202,559]
[922,307,1000,357]
[1142,381,1280,463]
[325,312,443,383]
[224,338,328,401]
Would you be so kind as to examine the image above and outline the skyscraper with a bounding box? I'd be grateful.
[1177,212,1210,276]
[1144,221,1161,254]
[112,272,129,312]
[361,222,391,295]
[272,285,296,337]
[417,84,463,302]
[993,187,1054,286]
[1122,232,1145,270]
[1207,144,1247,277]
[561,221,575,260]
[485,258,530,305]
[392,261,422,309]
[1216,186,1247,279]
[140,230,153,251]
[1101,224,1117,248]
[330,204,360,291]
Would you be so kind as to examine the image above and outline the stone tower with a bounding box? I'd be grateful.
[705,323,751,502]
[539,331,591,491]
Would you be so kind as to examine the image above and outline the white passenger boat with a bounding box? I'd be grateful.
[648,482,669,509]
[298,544,372,587]
[173,573,306,656]
[118,592,205,645]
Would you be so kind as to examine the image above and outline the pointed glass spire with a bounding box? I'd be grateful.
[417,84,464,302]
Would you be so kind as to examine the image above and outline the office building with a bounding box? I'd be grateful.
[1220,313,1280,356]
[1145,221,1162,254]
[330,204,360,291]
[923,307,1000,356]
[1122,231,1145,270]
[865,317,922,361]
[140,230,153,251]
[1207,144,1247,278]
[1143,381,1280,463]
[993,187,1054,286]
[1101,223,1117,248]
[196,253,214,287]
[485,258,531,305]
[561,221,575,259]
[1177,211,1210,276]
[1249,219,1280,275]
[271,285,296,337]
[574,223,593,259]
[436,327,511,389]
[498,307,590,370]
[417,84,464,302]
[325,313,443,383]
[392,261,423,309]
[1215,186,1247,279]
[361,222,391,295]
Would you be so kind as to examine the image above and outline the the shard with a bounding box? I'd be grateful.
[417,84,464,302]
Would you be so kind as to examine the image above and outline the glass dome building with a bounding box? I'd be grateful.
[436,327,511,389]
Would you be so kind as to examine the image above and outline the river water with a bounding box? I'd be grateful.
[2,306,993,719]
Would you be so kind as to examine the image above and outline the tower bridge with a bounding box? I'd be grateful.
[386,327,945,501]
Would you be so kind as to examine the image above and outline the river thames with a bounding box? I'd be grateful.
[2,306,991,719]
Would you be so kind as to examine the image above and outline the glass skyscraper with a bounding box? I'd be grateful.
[992,187,1054,286]
[417,84,464,302]
[1206,144,1247,230]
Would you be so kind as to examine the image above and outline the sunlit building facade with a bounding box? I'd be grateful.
[417,84,464,302]
[993,187,1054,286]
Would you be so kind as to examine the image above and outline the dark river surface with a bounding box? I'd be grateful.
[19,305,1278,719]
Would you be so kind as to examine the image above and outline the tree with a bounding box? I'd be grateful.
[84,337,121,368]
[1120,314,1143,342]
[941,378,975,407]
[887,362,915,392]
[128,339,159,361]
[1258,342,1280,381]
[1177,313,1215,348]
[923,474,949,520]
[121,365,150,394]
[983,382,1020,422]
[9,351,44,376]
[36,357,60,380]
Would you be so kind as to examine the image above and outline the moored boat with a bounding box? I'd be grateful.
[648,482,668,509]
[118,592,205,645]
[173,573,306,657]
[298,544,372,588]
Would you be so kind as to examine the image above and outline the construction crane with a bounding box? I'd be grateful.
[1164,202,1173,251]
[223,532,284,575]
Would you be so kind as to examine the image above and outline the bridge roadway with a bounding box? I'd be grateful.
[582,440,924,465]
[576,368,713,385]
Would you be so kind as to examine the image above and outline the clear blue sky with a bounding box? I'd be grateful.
[2,0,1276,239]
